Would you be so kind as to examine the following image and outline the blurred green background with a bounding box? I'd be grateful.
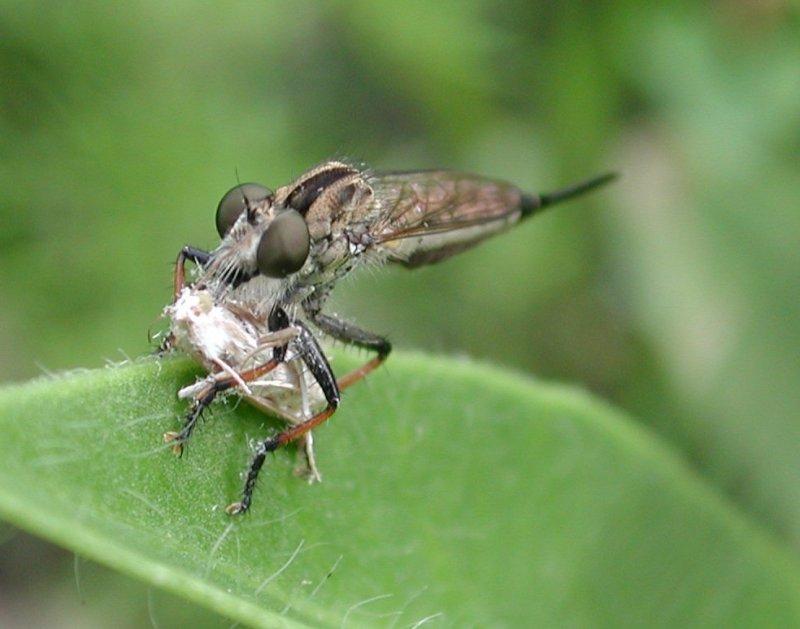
[1,1,798,626]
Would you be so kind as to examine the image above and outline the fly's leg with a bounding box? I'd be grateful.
[247,351,322,482]
[164,357,281,455]
[174,245,212,299]
[303,306,391,390]
[158,246,213,353]
[227,318,340,515]
[338,353,388,390]
[242,392,323,484]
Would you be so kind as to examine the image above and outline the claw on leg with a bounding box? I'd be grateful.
[225,501,245,515]
[163,431,184,456]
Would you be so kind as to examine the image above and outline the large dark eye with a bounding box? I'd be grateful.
[256,209,310,278]
[215,183,272,237]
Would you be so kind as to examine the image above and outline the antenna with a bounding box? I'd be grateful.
[234,166,256,222]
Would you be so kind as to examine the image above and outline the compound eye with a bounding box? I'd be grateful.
[256,209,310,278]
[215,183,272,237]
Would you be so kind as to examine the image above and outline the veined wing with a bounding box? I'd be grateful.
[369,170,525,268]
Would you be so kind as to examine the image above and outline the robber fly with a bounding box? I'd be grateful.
[163,160,616,514]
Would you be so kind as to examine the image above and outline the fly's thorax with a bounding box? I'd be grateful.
[283,235,363,300]
[302,173,375,239]
[275,161,377,274]
[312,236,351,272]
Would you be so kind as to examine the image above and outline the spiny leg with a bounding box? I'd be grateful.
[245,353,323,482]
[240,393,323,484]
[164,357,281,455]
[303,305,391,390]
[227,317,340,515]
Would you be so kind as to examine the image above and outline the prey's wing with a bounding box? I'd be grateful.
[369,170,524,267]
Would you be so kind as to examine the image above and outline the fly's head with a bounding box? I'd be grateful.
[207,183,312,294]
[204,161,374,301]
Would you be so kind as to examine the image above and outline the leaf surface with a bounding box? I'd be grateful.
[0,354,798,627]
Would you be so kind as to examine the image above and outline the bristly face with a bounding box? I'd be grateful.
[205,182,313,292]
[202,161,368,301]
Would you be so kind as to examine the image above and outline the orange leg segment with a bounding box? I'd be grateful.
[173,246,212,300]
[337,354,388,391]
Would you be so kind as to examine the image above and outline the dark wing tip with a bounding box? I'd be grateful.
[521,171,619,218]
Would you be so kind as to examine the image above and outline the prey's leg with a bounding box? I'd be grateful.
[247,353,324,483]
[303,306,391,390]
[298,432,321,483]
[291,355,322,482]
[227,318,340,515]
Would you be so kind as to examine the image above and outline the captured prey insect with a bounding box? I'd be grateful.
[162,160,616,514]
[164,287,327,485]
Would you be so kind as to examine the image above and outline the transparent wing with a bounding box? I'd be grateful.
[370,170,523,240]
[368,170,524,267]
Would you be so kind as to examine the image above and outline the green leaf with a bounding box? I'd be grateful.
[0,353,798,627]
